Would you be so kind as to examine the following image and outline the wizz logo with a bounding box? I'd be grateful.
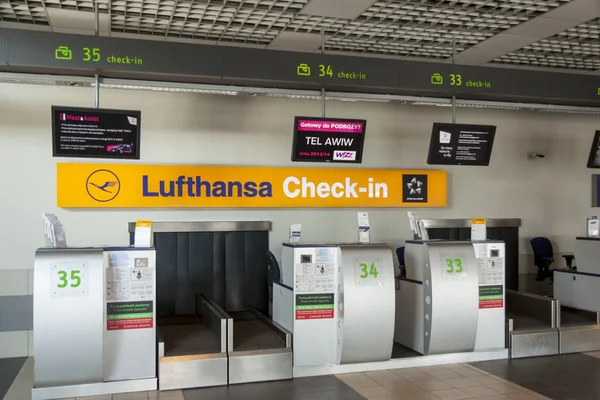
[333,150,356,161]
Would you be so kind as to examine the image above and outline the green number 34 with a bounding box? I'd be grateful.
[57,270,82,288]
[360,262,379,278]
[445,258,463,273]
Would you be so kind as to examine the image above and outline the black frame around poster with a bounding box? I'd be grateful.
[52,106,141,160]
[427,122,497,166]
[587,131,600,168]
[291,116,367,163]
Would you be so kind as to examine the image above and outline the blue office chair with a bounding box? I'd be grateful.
[267,251,281,317]
[395,247,406,290]
[530,237,554,281]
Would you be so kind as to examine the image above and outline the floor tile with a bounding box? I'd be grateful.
[452,368,484,378]
[471,396,510,400]
[354,385,394,398]
[336,373,379,389]
[78,395,112,400]
[113,392,149,400]
[384,382,424,395]
[413,380,452,391]
[442,377,480,389]
[506,394,543,400]
[485,384,524,395]
[397,392,440,400]
[0,357,27,400]
[460,385,500,397]
[470,375,503,385]
[289,391,331,400]
[398,372,437,383]
[321,386,366,400]
[428,388,472,400]
[365,371,406,385]
[149,390,184,400]
[282,376,348,394]
[426,370,462,380]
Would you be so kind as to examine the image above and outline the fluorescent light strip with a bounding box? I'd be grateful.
[0,72,599,115]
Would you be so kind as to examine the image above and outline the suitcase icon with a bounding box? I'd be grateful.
[297,63,311,76]
[55,46,73,60]
[431,73,443,85]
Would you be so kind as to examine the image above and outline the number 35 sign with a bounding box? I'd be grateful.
[51,262,89,297]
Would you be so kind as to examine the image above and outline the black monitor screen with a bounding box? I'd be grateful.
[587,131,600,168]
[291,116,367,163]
[427,123,496,166]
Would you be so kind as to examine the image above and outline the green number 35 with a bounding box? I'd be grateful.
[57,270,82,288]
[360,262,379,278]
[444,258,463,273]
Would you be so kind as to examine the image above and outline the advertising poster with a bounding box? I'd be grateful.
[291,116,367,163]
[52,106,141,159]
[427,123,496,166]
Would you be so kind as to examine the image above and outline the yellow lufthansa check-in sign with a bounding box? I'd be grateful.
[57,163,447,208]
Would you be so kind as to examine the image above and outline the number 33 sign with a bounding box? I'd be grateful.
[51,262,89,297]
[440,254,467,280]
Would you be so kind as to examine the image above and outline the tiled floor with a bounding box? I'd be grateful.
[6,354,600,400]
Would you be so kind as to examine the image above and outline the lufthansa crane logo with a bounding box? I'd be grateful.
[86,169,121,202]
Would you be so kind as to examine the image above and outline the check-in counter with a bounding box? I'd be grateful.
[395,240,506,355]
[553,237,600,354]
[273,242,395,367]
[32,247,157,400]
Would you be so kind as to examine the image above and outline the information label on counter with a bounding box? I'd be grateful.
[291,116,366,163]
[106,301,154,330]
[427,123,496,166]
[52,106,141,159]
[295,293,334,320]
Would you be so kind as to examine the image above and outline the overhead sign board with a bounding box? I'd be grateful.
[427,123,496,166]
[2,28,600,106]
[291,117,367,163]
[56,163,447,208]
[52,106,141,160]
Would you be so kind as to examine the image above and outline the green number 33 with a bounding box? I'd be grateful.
[360,262,379,278]
[57,270,82,288]
[445,258,463,273]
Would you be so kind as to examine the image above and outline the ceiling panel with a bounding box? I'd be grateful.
[1,0,598,74]
[491,18,600,70]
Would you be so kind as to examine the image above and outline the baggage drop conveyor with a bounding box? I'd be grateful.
[157,295,228,390]
[128,221,292,390]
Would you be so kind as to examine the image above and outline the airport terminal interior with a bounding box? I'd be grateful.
[1,0,600,400]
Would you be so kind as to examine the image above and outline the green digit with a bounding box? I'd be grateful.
[57,270,68,288]
[83,47,90,61]
[71,270,81,288]
[92,48,100,62]
[445,258,453,273]
[369,263,379,278]
[455,258,463,273]
[360,263,368,278]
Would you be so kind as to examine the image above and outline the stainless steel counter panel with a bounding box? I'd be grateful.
[421,219,521,229]
[127,221,272,233]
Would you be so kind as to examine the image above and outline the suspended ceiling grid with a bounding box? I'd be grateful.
[0,0,598,73]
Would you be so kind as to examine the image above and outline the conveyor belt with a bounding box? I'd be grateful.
[391,342,421,359]
[560,307,598,327]
[230,311,285,351]
[506,311,550,330]
[158,316,221,357]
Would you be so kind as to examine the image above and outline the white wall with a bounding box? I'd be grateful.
[1,82,599,275]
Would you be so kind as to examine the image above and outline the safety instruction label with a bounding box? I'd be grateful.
[107,301,153,330]
[295,293,334,320]
[479,285,503,309]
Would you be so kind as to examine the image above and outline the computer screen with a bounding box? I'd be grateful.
[586,131,600,168]
[427,123,497,166]
[291,116,367,163]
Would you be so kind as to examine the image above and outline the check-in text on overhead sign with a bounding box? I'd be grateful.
[56,163,448,208]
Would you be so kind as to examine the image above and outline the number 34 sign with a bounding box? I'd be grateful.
[354,257,384,286]
[51,262,89,297]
